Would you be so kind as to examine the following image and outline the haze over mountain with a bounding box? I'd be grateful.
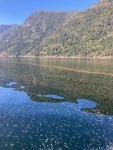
[0,25,19,42]
[0,0,113,57]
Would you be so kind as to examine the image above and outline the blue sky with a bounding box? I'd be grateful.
[0,0,100,25]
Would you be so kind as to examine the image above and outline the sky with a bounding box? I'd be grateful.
[0,0,100,25]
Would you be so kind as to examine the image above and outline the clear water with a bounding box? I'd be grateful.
[0,58,113,149]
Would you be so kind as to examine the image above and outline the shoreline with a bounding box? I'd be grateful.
[1,55,113,59]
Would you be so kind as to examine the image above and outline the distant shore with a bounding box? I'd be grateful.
[21,55,113,59]
[1,55,113,59]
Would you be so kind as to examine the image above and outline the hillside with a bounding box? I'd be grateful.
[0,11,76,56]
[0,25,19,42]
[0,0,113,57]
[39,0,113,56]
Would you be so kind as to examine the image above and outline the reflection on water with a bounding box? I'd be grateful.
[0,86,113,150]
[45,94,64,100]
[76,99,97,109]
[20,85,25,89]
[0,58,113,149]
[0,58,113,114]
[6,82,17,86]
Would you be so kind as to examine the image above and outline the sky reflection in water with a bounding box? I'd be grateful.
[0,83,113,150]
[6,82,17,87]
[45,94,64,100]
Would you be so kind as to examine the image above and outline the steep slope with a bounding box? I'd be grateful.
[0,11,77,56]
[39,0,113,56]
[0,24,19,42]
[0,0,113,57]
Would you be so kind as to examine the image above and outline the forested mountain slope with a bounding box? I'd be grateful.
[39,0,113,56]
[0,0,113,57]
[0,25,19,42]
[0,11,79,56]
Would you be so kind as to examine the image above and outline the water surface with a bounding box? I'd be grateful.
[0,58,113,149]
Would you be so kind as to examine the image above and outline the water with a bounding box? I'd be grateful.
[0,57,113,149]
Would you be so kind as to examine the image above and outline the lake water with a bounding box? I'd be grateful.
[0,58,113,149]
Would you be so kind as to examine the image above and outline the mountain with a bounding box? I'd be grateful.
[0,25,19,42]
[40,0,113,56]
[0,11,78,57]
[0,0,113,57]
